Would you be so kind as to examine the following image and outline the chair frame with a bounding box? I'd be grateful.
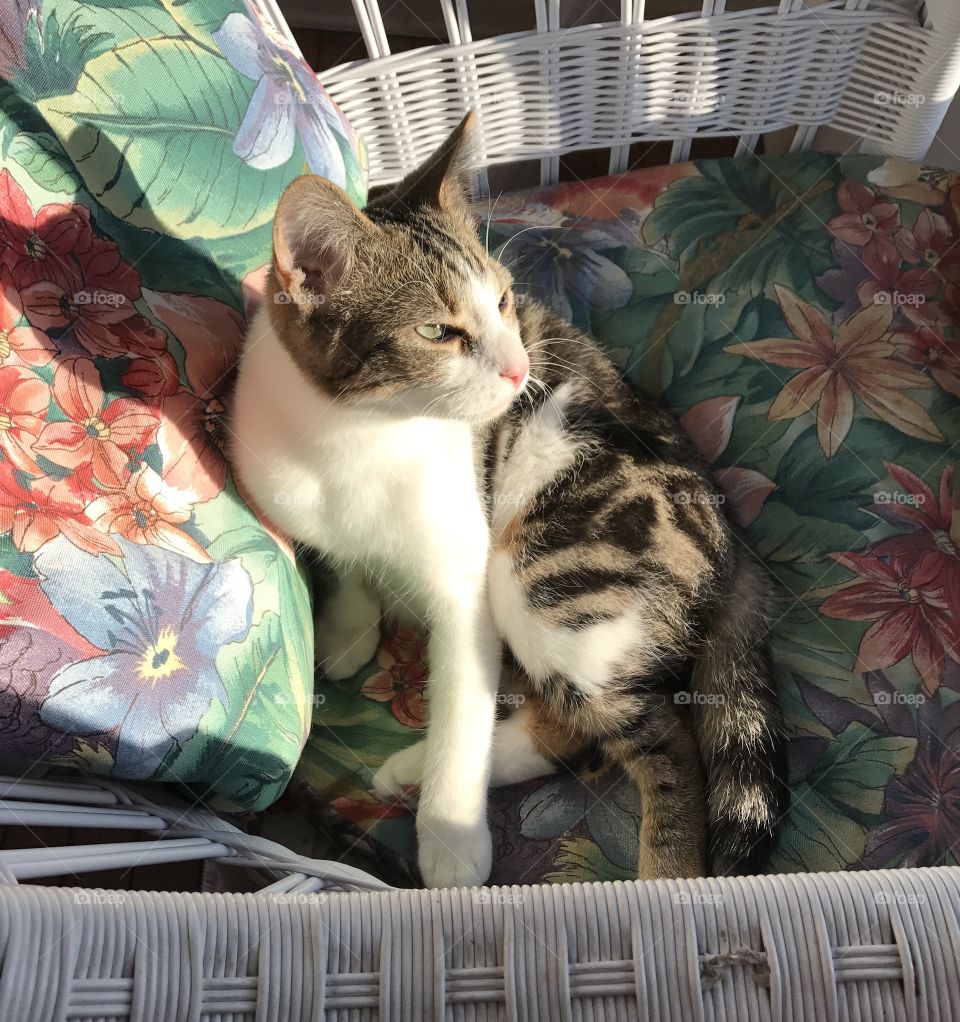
[294,0,960,195]
[2,2,959,1018]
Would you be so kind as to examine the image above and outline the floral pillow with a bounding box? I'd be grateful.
[295,154,960,884]
[0,0,365,810]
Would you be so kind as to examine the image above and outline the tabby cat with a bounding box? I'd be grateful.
[231,114,787,887]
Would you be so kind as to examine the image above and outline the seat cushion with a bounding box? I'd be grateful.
[0,0,365,810]
[296,152,960,882]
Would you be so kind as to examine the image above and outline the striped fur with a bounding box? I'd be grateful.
[487,301,788,874]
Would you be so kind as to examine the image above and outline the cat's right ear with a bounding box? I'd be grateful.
[273,176,378,312]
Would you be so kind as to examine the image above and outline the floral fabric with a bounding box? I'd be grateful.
[297,153,960,884]
[0,0,365,809]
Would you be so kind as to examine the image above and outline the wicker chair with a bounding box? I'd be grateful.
[3,1,960,1019]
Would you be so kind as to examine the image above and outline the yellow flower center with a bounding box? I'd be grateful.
[924,247,940,266]
[270,54,308,104]
[544,239,573,258]
[0,414,12,431]
[0,330,9,361]
[137,627,186,685]
[83,415,110,439]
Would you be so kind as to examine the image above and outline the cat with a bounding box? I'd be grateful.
[231,113,788,887]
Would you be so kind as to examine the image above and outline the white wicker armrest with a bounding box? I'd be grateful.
[0,775,390,892]
[0,867,957,1020]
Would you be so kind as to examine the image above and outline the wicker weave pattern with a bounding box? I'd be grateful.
[2,868,958,1020]
[315,0,960,189]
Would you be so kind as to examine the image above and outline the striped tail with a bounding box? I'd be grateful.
[691,553,788,875]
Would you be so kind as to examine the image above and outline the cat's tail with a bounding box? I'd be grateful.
[691,552,788,875]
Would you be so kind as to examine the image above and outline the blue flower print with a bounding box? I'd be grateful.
[35,536,253,779]
[213,12,347,181]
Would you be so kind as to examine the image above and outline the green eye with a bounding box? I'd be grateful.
[416,323,445,340]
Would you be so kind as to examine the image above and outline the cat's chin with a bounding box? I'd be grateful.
[371,389,522,424]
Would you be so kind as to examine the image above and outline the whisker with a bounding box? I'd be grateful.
[495,224,566,263]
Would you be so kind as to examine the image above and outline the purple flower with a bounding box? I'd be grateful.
[491,207,637,319]
[34,536,253,779]
[212,12,346,181]
[816,240,870,323]
[860,694,960,868]
[519,759,640,872]
[0,0,40,80]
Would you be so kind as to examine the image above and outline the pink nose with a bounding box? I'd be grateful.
[500,364,528,389]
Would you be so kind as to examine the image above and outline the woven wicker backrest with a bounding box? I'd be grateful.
[259,0,960,192]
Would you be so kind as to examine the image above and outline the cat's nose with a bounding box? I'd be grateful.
[500,362,529,389]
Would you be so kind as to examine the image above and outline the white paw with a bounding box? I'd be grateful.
[372,742,426,804]
[315,618,379,680]
[416,811,492,889]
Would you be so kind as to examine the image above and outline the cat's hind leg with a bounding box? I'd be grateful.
[315,566,381,680]
[602,705,707,880]
[372,691,582,802]
[373,704,564,802]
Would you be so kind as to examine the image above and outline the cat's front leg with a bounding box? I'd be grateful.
[416,580,501,888]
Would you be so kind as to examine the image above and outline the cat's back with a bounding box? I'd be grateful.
[493,300,732,588]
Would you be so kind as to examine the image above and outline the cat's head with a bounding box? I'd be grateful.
[268,113,529,423]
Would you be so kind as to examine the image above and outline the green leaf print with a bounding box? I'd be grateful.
[773,722,916,871]
[640,157,841,391]
[38,37,299,238]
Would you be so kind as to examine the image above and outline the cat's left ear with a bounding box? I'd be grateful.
[272,175,379,311]
[378,111,477,212]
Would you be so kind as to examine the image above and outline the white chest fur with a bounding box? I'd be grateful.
[231,310,489,607]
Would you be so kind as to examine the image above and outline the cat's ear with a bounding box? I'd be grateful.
[382,111,477,212]
[273,176,378,311]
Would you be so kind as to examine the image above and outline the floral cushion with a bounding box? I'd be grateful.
[296,153,960,883]
[0,0,365,810]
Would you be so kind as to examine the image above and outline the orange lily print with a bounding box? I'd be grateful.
[725,284,942,457]
[33,358,159,487]
[0,363,48,473]
[0,464,120,557]
[0,266,57,369]
[87,465,210,563]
